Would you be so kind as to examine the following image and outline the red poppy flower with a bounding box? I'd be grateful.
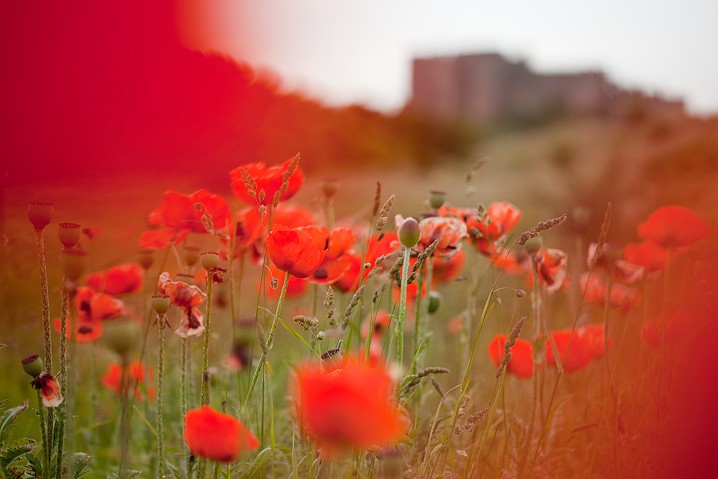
[293,356,407,455]
[469,201,522,241]
[334,252,363,293]
[487,334,534,379]
[161,277,208,338]
[230,157,304,206]
[533,248,568,294]
[184,406,259,463]
[53,287,124,342]
[637,205,709,249]
[85,263,144,295]
[140,189,231,248]
[417,216,468,257]
[102,361,155,400]
[273,203,316,229]
[545,330,594,373]
[365,232,400,275]
[31,372,64,407]
[578,324,610,360]
[586,243,644,283]
[491,249,531,276]
[266,227,328,279]
[624,240,668,273]
[433,248,466,283]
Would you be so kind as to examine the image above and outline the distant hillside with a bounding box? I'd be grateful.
[1,0,475,188]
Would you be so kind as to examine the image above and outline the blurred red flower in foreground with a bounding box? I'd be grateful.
[293,356,407,455]
[140,189,231,248]
[184,406,259,463]
[230,157,304,206]
[487,334,534,379]
[637,205,708,249]
[102,362,155,400]
[642,313,689,348]
[32,372,64,407]
[266,227,328,279]
[84,263,144,295]
[546,329,593,373]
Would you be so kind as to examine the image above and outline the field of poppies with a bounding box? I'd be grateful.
[1,156,716,479]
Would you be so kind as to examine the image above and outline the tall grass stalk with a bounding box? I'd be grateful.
[395,245,411,365]
[200,277,214,406]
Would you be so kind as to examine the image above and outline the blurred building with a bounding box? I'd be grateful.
[409,53,684,125]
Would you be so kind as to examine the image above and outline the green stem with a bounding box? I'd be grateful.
[181,338,190,477]
[200,278,214,406]
[37,391,49,478]
[396,246,411,365]
[245,272,290,406]
[56,279,69,479]
[35,230,52,373]
[157,316,165,479]
[118,356,130,479]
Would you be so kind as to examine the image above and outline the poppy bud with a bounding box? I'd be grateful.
[316,331,326,340]
[62,248,87,282]
[103,319,140,357]
[21,354,44,378]
[58,222,81,249]
[427,291,442,314]
[184,246,201,268]
[524,236,543,255]
[571,206,591,235]
[28,201,54,232]
[428,190,446,209]
[321,177,339,199]
[152,294,171,315]
[515,289,527,298]
[201,251,219,271]
[138,249,155,270]
[398,218,420,249]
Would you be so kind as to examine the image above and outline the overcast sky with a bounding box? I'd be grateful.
[187,0,718,114]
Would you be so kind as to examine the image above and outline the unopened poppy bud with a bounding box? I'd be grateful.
[138,249,155,270]
[103,319,140,357]
[399,218,420,248]
[316,331,326,340]
[184,246,201,267]
[428,190,446,209]
[201,251,219,271]
[428,291,442,314]
[58,222,81,249]
[62,248,87,282]
[21,354,44,378]
[515,289,527,298]
[152,294,171,315]
[321,347,343,367]
[28,201,54,232]
[524,236,543,254]
[321,177,339,199]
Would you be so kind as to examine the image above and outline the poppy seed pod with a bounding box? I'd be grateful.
[137,248,155,270]
[152,294,171,315]
[58,222,81,249]
[183,246,201,268]
[399,218,420,249]
[524,236,543,255]
[62,248,87,282]
[428,190,447,209]
[21,354,44,378]
[427,291,442,314]
[321,177,339,199]
[200,251,220,271]
[28,201,54,232]
[102,319,140,357]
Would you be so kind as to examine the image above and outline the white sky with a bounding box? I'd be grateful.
[190,0,718,114]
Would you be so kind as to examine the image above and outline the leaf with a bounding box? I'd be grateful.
[0,441,35,477]
[25,448,44,478]
[238,447,273,479]
[70,452,92,479]
[0,400,29,446]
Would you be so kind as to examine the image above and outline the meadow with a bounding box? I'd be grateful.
[1,145,716,479]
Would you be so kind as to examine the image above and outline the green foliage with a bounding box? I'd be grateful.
[0,401,28,447]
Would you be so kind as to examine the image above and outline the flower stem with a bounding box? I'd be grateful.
[396,245,411,365]
[157,315,166,479]
[35,230,52,373]
[118,356,131,479]
[200,278,213,406]
[245,272,290,407]
[56,279,69,479]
